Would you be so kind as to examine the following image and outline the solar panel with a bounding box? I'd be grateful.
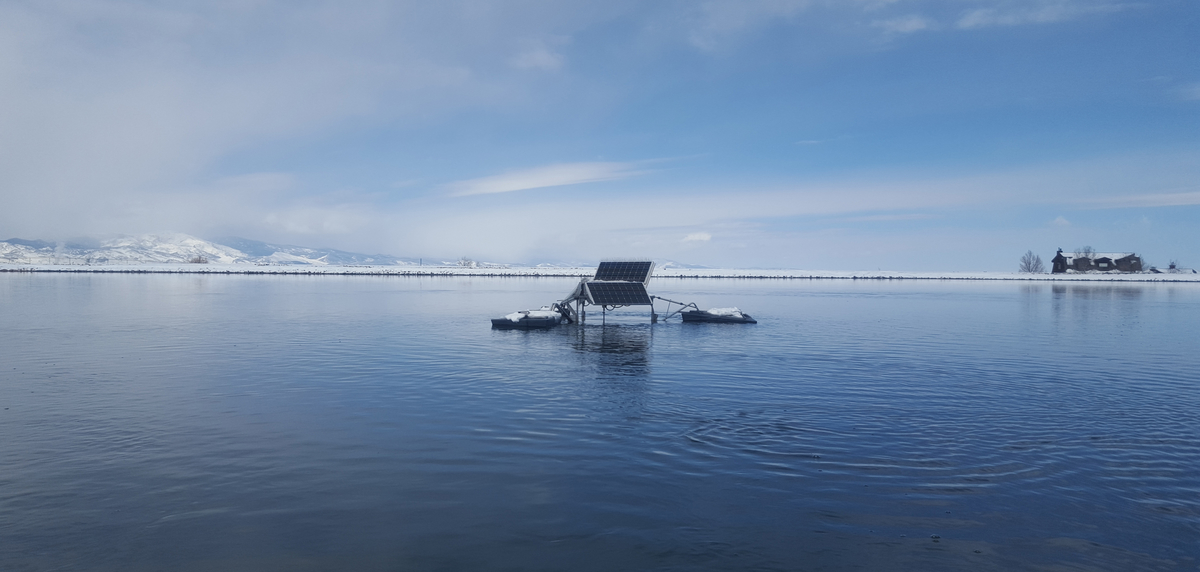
[585,282,652,306]
[593,261,654,284]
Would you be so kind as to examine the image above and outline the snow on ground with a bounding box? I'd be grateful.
[706,307,744,317]
[2,263,1199,282]
[0,234,421,266]
[261,251,329,266]
[503,309,562,321]
[0,234,247,265]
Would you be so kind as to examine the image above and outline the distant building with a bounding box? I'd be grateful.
[1149,262,1198,274]
[1051,249,1142,273]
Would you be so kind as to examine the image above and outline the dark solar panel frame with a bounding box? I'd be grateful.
[593,261,654,284]
[585,282,652,306]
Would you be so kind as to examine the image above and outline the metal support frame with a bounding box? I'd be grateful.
[545,273,702,325]
[650,296,699,322]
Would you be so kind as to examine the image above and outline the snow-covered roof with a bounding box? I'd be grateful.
[1056,252,1136,261]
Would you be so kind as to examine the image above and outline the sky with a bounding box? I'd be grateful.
[0,0,1196,270]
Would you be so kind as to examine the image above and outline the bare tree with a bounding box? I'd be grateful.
[1074,246,1095,260]
[1019,250,1045,273]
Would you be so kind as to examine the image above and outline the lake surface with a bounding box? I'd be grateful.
[2,274,1198,571]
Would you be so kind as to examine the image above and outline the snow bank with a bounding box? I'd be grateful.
[504,308,561,322]
[3,263,1200,282]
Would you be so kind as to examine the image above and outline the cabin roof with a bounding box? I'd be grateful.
[1056,252,1136,262]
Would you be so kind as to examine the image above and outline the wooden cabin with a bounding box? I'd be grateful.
[1051,249,1142,273]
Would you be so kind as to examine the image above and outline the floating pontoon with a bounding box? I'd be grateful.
[680,308,757,324]
[490,260,756,327]
[490,307,564,329]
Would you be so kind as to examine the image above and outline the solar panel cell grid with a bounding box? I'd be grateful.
[593,261,653,283]
[586,282,652,306]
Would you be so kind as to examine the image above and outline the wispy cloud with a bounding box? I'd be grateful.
[842,213,938,222]
[1083,189,1200,209]
[873,15,936,34]
[334,150,1200,267]
[510,48,564,71]
[795,134,852,146]
[0,0,1190,268]
[206,172,296,196]
[447,162,648,196]
[687,0,813,50]
[956,2,1127,29]
[510,38,568,71]
[263,204,373,235]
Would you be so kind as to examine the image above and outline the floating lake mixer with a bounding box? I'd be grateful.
[490,260,756,329]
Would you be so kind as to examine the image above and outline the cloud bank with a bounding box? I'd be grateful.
[0,0,1195,270]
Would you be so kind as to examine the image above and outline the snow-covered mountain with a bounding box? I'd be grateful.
[208,237,418,266]
[0,234,708,269]
[0,234,418,266]
[656,259,713,270]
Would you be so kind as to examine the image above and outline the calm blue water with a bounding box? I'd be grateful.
[1,274,1198,571]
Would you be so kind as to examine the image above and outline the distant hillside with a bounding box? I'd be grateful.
[0,234,418,266]
[0,234,711,269]
[208,237,418,266]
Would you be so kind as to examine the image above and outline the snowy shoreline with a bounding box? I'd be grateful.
[2,264,1199,282]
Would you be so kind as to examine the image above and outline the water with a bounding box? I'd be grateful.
[1,274,1198,571]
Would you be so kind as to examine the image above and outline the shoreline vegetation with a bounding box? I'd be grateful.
[2,264,1199,282]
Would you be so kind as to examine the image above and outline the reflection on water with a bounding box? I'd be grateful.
[570,324,652,377]
[1,275,1198,571]
[562,324,653,414]
[1047,283,1157,331]
[1052,283,1146,299]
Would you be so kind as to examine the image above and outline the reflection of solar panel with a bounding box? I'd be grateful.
[594,261,654,284]
[585,282,652,306]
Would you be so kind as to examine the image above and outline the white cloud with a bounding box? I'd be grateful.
[0,0,1188,266]
[681,1,1126,48]
[683,232,712,242]
[1053,216,1071,226]
[382,149,1200,263]
[873,15,935,34]
[843,213,938,222]
[1083,190,1200,209]
[446,162,647,196]
[956,2,1126,29]
[510,43,565,71]
[687,0,814,50]
[0,1,492,238]
[263,204,374,235]
[206,172,296,196]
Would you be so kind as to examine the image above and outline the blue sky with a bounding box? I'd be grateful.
[1,0,1196,269]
